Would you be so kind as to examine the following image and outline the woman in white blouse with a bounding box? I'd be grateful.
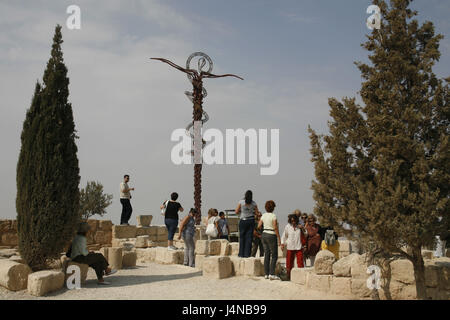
[281,214,306,279]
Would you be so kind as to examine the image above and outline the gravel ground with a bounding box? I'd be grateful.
[0,262,352,300]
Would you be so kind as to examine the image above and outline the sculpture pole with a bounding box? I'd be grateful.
[151,53,243,224]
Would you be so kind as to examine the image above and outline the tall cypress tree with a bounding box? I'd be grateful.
[16,25,80,270]
[308,0,449,299]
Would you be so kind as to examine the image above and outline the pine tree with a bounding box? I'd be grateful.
[16,25,80,270]
[308,0,449,299]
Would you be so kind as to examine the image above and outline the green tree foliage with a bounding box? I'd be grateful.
[308,0,449,299]
[79,181,113,220]
[16,25,80,270]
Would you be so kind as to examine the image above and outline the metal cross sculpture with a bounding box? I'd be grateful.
[151,52,243,224]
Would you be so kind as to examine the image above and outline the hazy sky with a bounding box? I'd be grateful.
[0,0,449,229]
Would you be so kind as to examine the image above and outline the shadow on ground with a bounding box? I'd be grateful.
[46,268,203,296]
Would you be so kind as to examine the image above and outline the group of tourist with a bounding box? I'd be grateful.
[65,175,341,285]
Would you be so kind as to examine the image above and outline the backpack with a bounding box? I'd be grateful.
[324,230,336,246]
[205,217,218,238]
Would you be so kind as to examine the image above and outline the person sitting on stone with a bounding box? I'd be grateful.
[69,222,117,285]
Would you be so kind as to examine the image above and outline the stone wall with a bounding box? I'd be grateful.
[0,220,18,248]
[291,251,450,300]
[0,219,114,250]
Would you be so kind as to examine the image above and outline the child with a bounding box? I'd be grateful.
[218,211,230,240]
[281,214,306,279]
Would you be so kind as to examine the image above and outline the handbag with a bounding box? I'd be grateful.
[161,200,169,216]
[205,219,218,238]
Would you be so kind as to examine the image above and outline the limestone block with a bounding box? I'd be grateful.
[230,242,239,256]
[99,220,112,231]
[99,247,109,260]
[390,259,415,284]
[351,278,372,298]
[422,250,434,260]
[230,256,245,276]
[136,226,155,237]
[392,282,417,300]
[27,270,64,296]
[155,247,183,264]
[0,220,11,233]
[243,257,264,276]
[425,287,440,300]
[438,289,450,300]
[87,244,101,251]
[290,267,314,285]
[350,254,368,279]
[112,225,137,239]
[306,273,332,292]
[108,247,123,270]
[195,240,209,255]
[8,255,25,264]
[219,240,231,256]
[195,254,206,270]
[136,235,149,248]
[94,231,109,245]
[0,249,18,258]
[147,240,157,248]
[203,256,232,279]
[137,215,153,227]
[122,251,137,268]
[424,264,439,288]
[331,277,352,296]
[111,238,136,250]
[136,248,157,263]
[209,240,221,256]
[1,233,18,246]
[87,219,99,231]
[333,253,360,277]
[154,241,168,247]
[338,240,351,253]
[156,226,168,236]
[428,258,450,290]
[314,250,336,275]
[350,241,360,254]
[156,234,168,242]
[0,260,32,291]
[66,262,89,283]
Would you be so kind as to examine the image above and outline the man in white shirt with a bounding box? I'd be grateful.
[120,174,135,225]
